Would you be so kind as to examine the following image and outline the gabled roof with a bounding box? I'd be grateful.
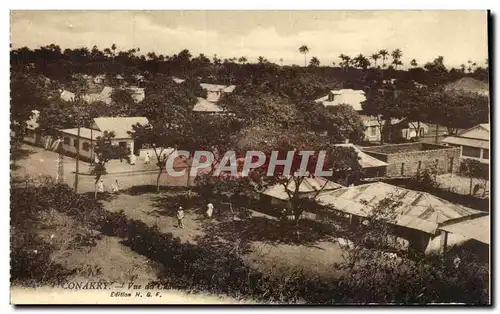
[200,83,236,93]
[315,89,366,111]
[444,77,489,96]
[442,123,490,149]
[92,117,149,139]
[317,182,485,234]
[440,215,490,244]
[193,97,224,112]
[334,144,388,168]
[60,127,103,140]
[262,177,344,201]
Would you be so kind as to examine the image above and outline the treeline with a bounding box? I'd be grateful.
[11,44,488,89]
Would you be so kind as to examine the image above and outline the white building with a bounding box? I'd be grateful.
[442,123,490,164]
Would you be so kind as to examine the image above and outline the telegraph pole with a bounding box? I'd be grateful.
[74,126,81,193]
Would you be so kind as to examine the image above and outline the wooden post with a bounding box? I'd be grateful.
[440,230,449,256]
[74,127,80,193]
[435,124,439,144]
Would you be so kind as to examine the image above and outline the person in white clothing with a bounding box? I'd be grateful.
[144,152,151,165]
[206,203,214,218]
[97,180,105,193]
[111,180,120,193]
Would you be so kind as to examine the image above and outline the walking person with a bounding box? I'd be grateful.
[97,179,105,194]
[111,179,120,194]
[144,152,151,165]
[206,203,214,219]
[176,206,185,229]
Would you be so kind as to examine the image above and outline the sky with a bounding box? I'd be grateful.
[10,10,489,68]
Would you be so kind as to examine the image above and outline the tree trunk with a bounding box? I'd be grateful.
[186,163,192,197]
[469,176,473,195]
[156,167,164,193]
[94,183,98,199]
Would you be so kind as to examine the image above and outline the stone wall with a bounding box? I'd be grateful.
[363,145,461,177]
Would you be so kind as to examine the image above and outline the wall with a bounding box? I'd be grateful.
[363,144,461,177]
[138,147,176,160]
[60,133,94,161]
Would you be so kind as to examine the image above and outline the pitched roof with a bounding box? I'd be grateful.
[334,144,388,168]
[200,83,236,93]
[60,90,76,102]
[440,215,490,244]
[315,89,366,111]
[316,182,485,234]
[442,123,490,149]
[60,127,103,140]
[172,77,186,84]
[441,136,489,150]
[262,177,344,201]
[193,97,224,112]
[92,117,149,139]
[445,77,489,96]
[128,86,145,102]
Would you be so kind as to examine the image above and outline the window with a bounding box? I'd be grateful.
[483,149,489,160]
[401,163,405,176]
[73,138,79,147]
[462,146,481,158]
[63,137,70,145]
[82,142,90,151]
[119,141,127,148]
[370,126,377,136]
[419,128,424,137]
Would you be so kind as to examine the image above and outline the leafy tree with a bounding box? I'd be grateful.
[362,89,400,144]
[339,54,352,71]
[460,159,483,195]
[91,131,130,199]
[299,45,310,67]
[244,133,361,233]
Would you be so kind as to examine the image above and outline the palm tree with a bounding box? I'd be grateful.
[238,56,247,64]
[371,53,380,68]
[353,54,370,69]
[410,59,418,68]
[460,63,466,73]
[299,45,310,67]
[257,56,266,64]
[391,49,403,70]
[339,54,352,71]
[309,56,320,67]
[279,58,284,66]
[379,49,389,68]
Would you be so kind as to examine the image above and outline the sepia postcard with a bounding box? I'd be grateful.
[10,10,490,305]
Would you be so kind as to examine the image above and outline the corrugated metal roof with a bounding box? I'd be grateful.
[200,83,236,93]
[93,117,149,139]
[60,127,103,140]
[442,136,489,150]
[440,215,490,244]
[334,144,388,168]
[262,177,344,201]
[317,182,483,234]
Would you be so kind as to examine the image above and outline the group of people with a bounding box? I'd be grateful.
[176,203,215,229]
[97,179,121,194]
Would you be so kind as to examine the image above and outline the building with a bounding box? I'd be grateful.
[200,83,236,103]
[361,142,461,177]
[315,89,366,110]
[441,123,489,165]
[59,86,145,105]
[334,143,388,180]
[59,116,149,162]
[192,97,224,114]
[260,177,344,218]
[316,182,487,253]
[390,118,429,141]
[444,77,489,97]
[315,89,427,143]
